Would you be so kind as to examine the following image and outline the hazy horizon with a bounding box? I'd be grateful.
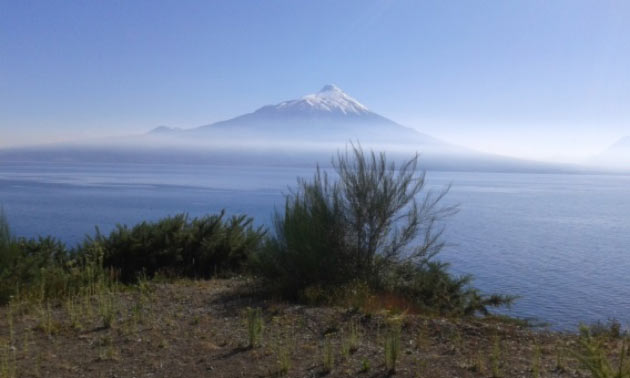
[2,1,630,165]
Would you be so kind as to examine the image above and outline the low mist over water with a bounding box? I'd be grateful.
[1,161,629,330]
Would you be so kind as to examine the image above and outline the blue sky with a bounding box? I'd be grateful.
[1,0,629,161]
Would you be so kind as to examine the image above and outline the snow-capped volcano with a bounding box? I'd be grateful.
[264,84,369,116]
[149,84,449,148]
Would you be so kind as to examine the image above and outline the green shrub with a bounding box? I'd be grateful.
[0,209,264,302]
[0,210,107,304]
[86,211,265,282]
[254,145,512,315]
[386,260,514,316]
[255,168,350,298]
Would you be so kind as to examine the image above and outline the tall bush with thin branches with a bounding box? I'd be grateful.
[255,144,512,314]
[333,145,456,283]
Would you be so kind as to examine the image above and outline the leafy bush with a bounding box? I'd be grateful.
[0,208,265,302]
[255,168,350,297]
[254,145,513,315]
[0,209,102,304]
[89,211,265,282]
[386,260,513,316]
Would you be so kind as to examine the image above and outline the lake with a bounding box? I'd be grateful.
[1,161,629,330]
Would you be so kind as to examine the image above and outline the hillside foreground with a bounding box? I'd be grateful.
[1,278,625,378]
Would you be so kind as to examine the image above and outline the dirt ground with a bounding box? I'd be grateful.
[0,278,620,377]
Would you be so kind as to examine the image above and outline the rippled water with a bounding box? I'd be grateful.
[1,161,629,329]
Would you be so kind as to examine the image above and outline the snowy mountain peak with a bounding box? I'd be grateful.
[257,84,370,116]
[304,84,369,114]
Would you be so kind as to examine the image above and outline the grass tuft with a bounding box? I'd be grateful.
[246,307,264,348]
[384,317,402,373]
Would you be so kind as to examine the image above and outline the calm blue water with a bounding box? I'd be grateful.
[1,161,629,330]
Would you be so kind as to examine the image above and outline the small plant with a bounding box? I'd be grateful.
[469,350,486,374]
[531,345,542,378]
[360,358,371,373]
[574,325,630,378]
[490,335,502,378]
[385,320,402,373]
[6,304,15,358]
[322,335,335,374]
[274,344,291,376]
[0,338,17,378]
[341,321,360,358]
[98,291,117,329]
[36,302,58,337]
[65,296,83,330]
[98,335,120,361]
[555,341,567,372]
[246,307,264,348]
[157,339,169,349]
[22,327,31,355]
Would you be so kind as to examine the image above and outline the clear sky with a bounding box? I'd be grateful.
[2,0,629,162]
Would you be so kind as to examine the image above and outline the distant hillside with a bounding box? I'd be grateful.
[590,137,630,170]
